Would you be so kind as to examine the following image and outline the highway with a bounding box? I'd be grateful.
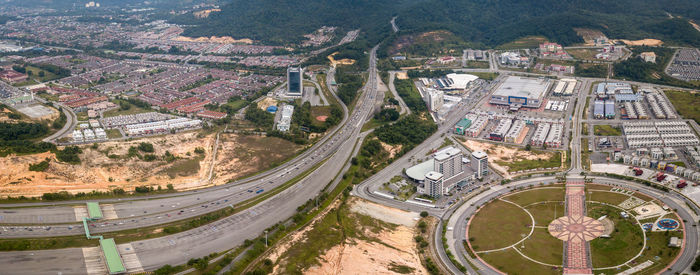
[0,46,381,273]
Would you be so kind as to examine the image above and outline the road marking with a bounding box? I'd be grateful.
[73,206,88,222]
[101,204,119,220]
[82,247,107,275]
[118,243,144,273]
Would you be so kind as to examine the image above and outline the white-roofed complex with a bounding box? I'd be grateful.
[504,120,528,144]
[623,121,699,148]
[545,123,563,148]
[490,76,551,110]
[276,104,294,132]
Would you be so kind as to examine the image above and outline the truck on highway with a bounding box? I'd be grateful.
[256,189,264,194]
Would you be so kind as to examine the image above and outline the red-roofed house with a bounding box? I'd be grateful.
[0,70,28,84]
[196,110,228,120]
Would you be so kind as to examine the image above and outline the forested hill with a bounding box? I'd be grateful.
[176,0,405,45]
[396,0,700,47]
[177,0,700,47]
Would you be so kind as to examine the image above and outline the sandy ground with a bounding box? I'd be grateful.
[395,72,409,80]
[327,53,356,67]
[257,97,279,110]
[690,20,700,33]
[0,131,216,197]
[174,36,253,44]
[618,39,664,46]
[574,28,607,46]
[460,139,553,176]
[192,9,221,18]
[380,141,403,160]
[305,198,426,275]
[210,134,302,186]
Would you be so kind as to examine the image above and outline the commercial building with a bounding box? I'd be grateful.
[443,73,478,90]
[490,119,513,141]
[465,116,488,137]
[454,117,472,135]
[471,151,488,179]
[640,52,656,63]
[286,67,303,97]
[427,88,444,112]
[276,104,294,132]
[505,120,528,144]
[623,121,700,148]
[0,70,28,84]
[407,146,472,198]
[595,82,633,96]
[500,52,528,66]
[593,100,605,119]
[489,76,551,110]
[545,123,564,148]
[530,122,551,147]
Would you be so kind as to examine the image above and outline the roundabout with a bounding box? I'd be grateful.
[464,180,687,275]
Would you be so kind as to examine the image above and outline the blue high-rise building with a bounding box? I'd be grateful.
[287,67,303,96]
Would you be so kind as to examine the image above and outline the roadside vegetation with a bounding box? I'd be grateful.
[593,125,622,136]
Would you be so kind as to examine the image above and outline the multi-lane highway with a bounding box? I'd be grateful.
[0,46,382,274]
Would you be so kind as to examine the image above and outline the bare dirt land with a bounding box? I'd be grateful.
[257,97,279,110]
[0,131,214,197]
[211,134,303,186]
[268,197,426,275]
[0,131,303,197]
[460,139,554,177]
[618,39,664,46]
[574,28,607,45]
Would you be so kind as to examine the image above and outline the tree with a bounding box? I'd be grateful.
[420,211,429,218]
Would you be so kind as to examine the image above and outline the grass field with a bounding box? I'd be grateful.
[582,122,589,136]
[469,72,499,81]
[478,248,561,275]
[587,191,632,205]
[503,188,565,207]
[593,125,622,136]
[588,203,644,268]
[519,228,564,265]
[469,200,532,251]
[105,129,122,139]
[464,61,489,69]
[525,201,564,226]
[103,99,151,118]
[568,48,600,60]
[495,151,562,172]
[497,36,549,50]
[665,90,700,124]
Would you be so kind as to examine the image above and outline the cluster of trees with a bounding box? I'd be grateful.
[394,79,427,113]
[0,122,55,157]
[614,46,699,88]
[55,146,81,164]
[28,158,50,172]
[335,66,364,104]
[692,255,700,272]
[51,108,67,129]
[407,69,453,79]
[374,114,437,151]
[245,102,275,129]
[575,63,607,78]
[374,108,399,122]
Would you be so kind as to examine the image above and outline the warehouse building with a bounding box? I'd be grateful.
[605,100,616,119]
[489,76,551,110]
[594,100,605,119]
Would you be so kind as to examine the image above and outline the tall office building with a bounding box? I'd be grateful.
[434,146,463,180]
[471,151,488,179]
[425,171,444,198]
[287,67,303,96]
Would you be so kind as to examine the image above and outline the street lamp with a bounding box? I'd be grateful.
[264,230,268,247]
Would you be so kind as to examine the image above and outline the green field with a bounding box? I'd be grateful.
[469,72,499,81]
[495,151,562,172]
[588,203,644,268]
[503,187,565,207]
[103,99,151,118]
[568,48,599,60]
[468,200,532,251]
[587,191,632,205]
[593,125,622,136]
[665,90,700,124]
[478,248,561,275]
[525,201,564,226]
[106,129,122,139]
[519,228,564,265]
[497,36,549,50]
[463,61,489,69]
